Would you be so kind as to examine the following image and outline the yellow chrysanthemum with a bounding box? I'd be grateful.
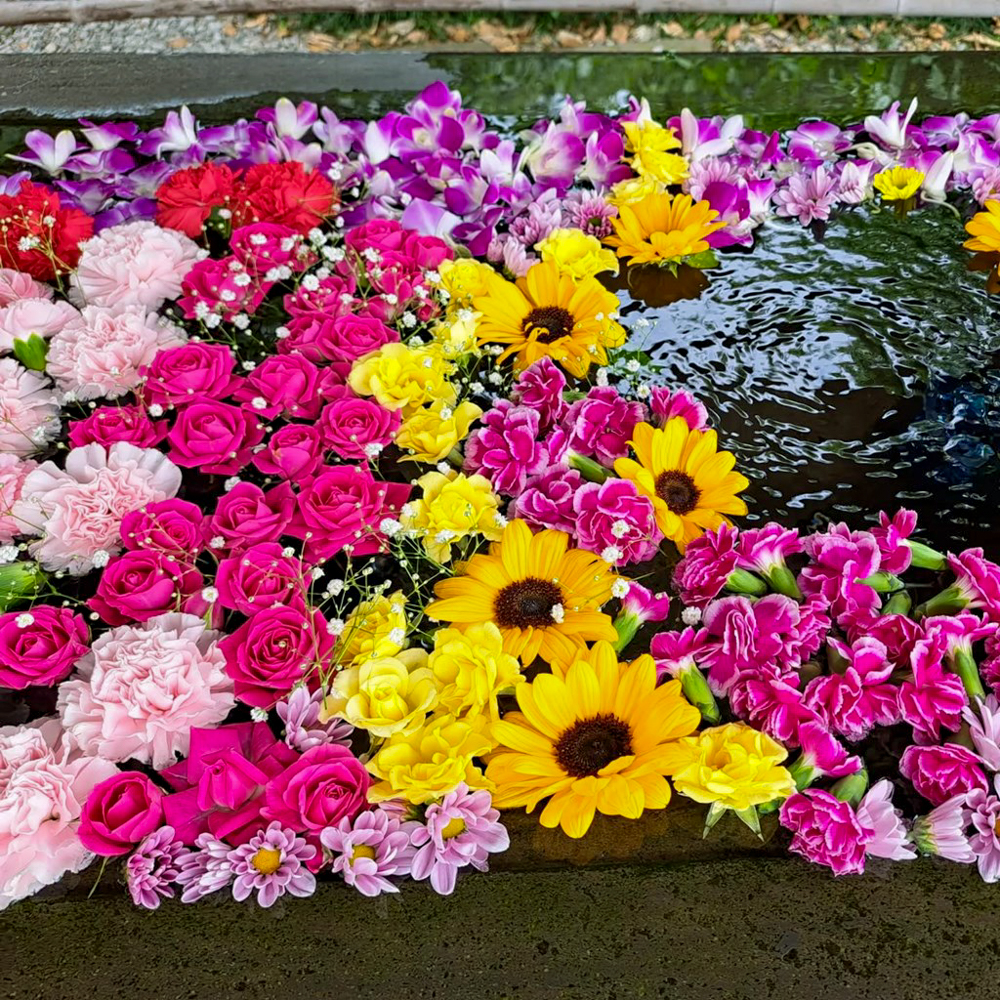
[400,469,502,563]
[620,119,690,186]
[425,518,619,667]
[323,648,437,738]
[614,418,749,551]
[436,257,496,311]
[429,622,524,722]
[348,342,456,416]
[486,641,701,838]
[536,227,619,281]
[964,199,1000,254]
[334,590,408,668]
[395,399,482,463]
[605,191,726,267]
[366,713,493,804]
[872,166,924,202]
[662,722,795,812]
[472,261,626,378]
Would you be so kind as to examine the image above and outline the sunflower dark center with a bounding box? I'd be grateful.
[523,306,575,344]
[655,470,700,515]
[493,577,564,629]
[555,714,633,778]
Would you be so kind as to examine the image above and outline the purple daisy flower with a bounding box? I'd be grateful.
[276,685,355,752]
[126,826,188,910]
[965,776,1000,883]
[321,809,415,897]
[228,822,317,907]
[175,833,235,903]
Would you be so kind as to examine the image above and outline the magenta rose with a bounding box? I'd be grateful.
[232,353,323,420]
[286,464,410,562]
[207,481,295,551]
[216,542,305,615]
[0,606,89,689]
[88,550,203,626]
[167,399,265,475]
[140,342,239,407]
[67,404,168,449]
[264,743,370,851]
[900,743,989,807]
[78,771,165,857]
[345,218,404,254]
[317,386,401,461]
[252,423,325,482]
[220,604,334,709]
[283,273,357,321]
[161,723,299,844]
[230,222,313,275]
[120,497,206,559]
[281,313,398,365]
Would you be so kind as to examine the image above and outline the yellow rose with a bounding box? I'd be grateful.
[324,648,437,738]
[537,227,619,280]
[334,590,408,668]
[437,257,496,310]
[431,310,480,358]
[400,470,502,563]
[621,119,689,186]
[348,342,456,416]
[428,623,523,722]
[608,175,667,208]
[366,713,493,804]
[395,399,482,464]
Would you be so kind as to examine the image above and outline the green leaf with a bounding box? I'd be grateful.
[684,249,720,270]
[12,334,48,372]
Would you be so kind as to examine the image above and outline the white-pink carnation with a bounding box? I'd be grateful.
[0,298,80,354]
[0,453,36,545]
[0,358,61,458]
[12,441,182,574]
[0,717,118,911]
[58,612,234,769]
[70,220,201,312]
[46,305,186,400]
[0,268,52,308]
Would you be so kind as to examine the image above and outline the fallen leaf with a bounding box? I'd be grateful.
[404,29,427,44]
[221,21,237,38]
[661,20,684,38]
[556,29,584,48]
[962,32,1000,49]
[445,25,471,42]
[725,22,743,43]
[927,22,947,40]
[244,14,267,29]
[611,23,630,45]
[591,24,607,44]
[305,31,337,51]
[389,18,415,36]
[167,36,189,49]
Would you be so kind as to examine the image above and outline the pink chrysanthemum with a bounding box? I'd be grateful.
[127,826,187,909]
[321,809,414,897]
[228,822,316,907]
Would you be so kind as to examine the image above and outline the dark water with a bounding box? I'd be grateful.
[1,52,999,550]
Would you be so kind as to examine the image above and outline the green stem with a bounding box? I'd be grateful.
[952,648,986,702]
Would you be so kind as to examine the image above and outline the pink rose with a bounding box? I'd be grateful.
[281,313,398,364]
[208,481,295,551]
[177,256,272,323]
[0,606,89,689]
[220,604,334,709]
[78,771,164,857]
[167,399,265,475]
[216,542,305,615]
[120,498,206,559]
[230,222,313,275]
[264,743,370,845]
[231,353,323,420]
[252,423,325,482]
[283,272,356,320]
[317,387,401,462]
[67,404,168,449]
[161,723,299,844]
[88,549,203,626]
[140,342,239,407]
[345,219,404,253]
[287,465,410,562]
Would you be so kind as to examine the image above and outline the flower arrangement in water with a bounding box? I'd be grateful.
[1,86,1000,912]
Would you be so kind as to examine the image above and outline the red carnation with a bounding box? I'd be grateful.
[155,162,236,238]
[231,161,338,234]
[0,181,93,279]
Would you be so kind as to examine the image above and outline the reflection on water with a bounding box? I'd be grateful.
[624,209,1000,551]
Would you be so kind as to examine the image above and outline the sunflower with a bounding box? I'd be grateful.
[424,519,618,667]
[964,200,1000,254]
[472,261,626,378]
[605,191,726,267]
[486,641,701,838]
[614,417,749,551]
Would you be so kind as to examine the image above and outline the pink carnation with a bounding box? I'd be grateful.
[464,401,550,497]
[845,611,922,667]
[737,522,802,575]
[948,549,1000,623]
[47,305,186,400]
[70,219,201,312]
[673,523,740,608]
[509,466,582,534]
[900,743,988,807]
[898,636,967,744]
[800,523,882,621]
[13,442,182,575]
[509,356,566,431]
[573,478,661,565]
[0,453,35,544]
[870,508,916,575]
[780,789,873,876]
[729,673,818,746]
[0,719,118,911]
[0,268,52,307]
[650,626,710,681]
[0,297,79,354]
[649,386,708,430]
[561,387,647,467]
[57,612,234,769]
[0,359,61,457]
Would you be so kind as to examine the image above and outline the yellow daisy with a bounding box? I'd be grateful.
[472,261,626,378]
[424,518,618,667]
[605,191,725,267]
[964,199,1000,254]
[872,165,924,202]
[486,641,701,838]
[614,417,749,551]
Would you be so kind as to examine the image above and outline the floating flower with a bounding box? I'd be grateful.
[855,779,915,862]
[396,399,482,464]
[333,590,408,668]
[620,118,689,186]
[426,518,618,667]
[487,641,700,838]
[536,227,618,280]
[910,796,975,863]
[873,166,924,202]
[965,777,1000,882]
[614,418,748,552]
[605,191,725,266]
[964,199,1000,254]
[899,743,988,807]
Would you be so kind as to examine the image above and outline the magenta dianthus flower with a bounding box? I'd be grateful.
[573,478,661,566]
[509,356,567,432]
[898,636,967,744]
[780,789,873,876]
[870,508,916,575]
[900,743,988,807]
[561,387,647,467]
[509,466,582,534]
[648,386,708,431]
[673,523,741,608]
[800,524,882,621]
[463,401,550,497]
